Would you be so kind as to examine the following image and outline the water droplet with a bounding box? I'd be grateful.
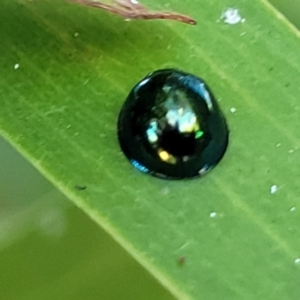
[117,69,229,179]
[14,63,19,70]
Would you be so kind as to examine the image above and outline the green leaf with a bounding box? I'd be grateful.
[1,0,300,299]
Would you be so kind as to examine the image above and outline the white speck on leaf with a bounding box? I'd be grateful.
[210,212,217,218]
[288,149,294,153]
[74,32,79,37]
[294,258,300,265]
[276,143,281,147]
[270,185,278,194]
[230,107,237,113]
[14,63,19,70]
[290,207,296,212]
[220,8,245,25]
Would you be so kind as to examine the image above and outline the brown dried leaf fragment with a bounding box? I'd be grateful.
[70,0,196,25]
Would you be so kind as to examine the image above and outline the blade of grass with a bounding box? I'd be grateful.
[1,0,300,299]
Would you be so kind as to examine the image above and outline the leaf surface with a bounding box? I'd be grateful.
[1,0,300,299]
